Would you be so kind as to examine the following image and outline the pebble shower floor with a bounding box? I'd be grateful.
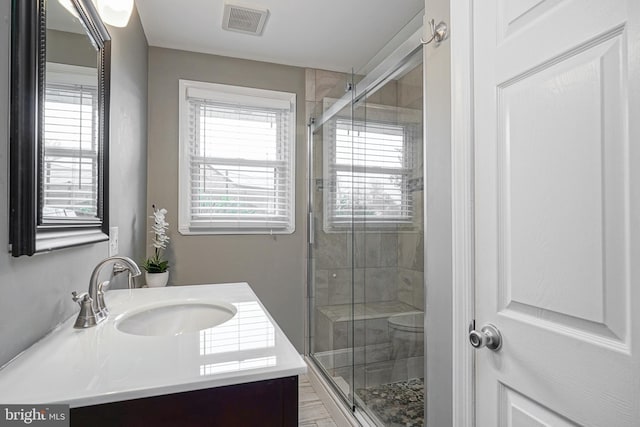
[356,378,424,427]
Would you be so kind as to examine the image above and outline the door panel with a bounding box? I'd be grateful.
[498,31,629,340]
[498,0,564,43]
[473,0,639,425]
[500,385,580,427]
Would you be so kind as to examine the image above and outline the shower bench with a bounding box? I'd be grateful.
[315,300,422,352]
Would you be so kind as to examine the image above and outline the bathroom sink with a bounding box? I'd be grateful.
[116,300,237,337]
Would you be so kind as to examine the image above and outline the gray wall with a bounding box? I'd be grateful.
[147,47,306,352]
[0,5,148,367]
[47,29,96,68]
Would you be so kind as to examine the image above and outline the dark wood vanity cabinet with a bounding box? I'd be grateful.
[70,376,298,426]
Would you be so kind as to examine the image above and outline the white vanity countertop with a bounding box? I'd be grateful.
[0,283,306,408]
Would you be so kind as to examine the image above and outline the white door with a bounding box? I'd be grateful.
[473,0,640,425]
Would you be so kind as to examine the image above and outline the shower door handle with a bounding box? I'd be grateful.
[469,323,502,351]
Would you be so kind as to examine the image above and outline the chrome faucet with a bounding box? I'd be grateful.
[72,256,142,329]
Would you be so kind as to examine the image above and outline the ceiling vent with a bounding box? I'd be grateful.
[222,4,269,36]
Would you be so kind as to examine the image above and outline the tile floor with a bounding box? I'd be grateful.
[299,374,339,426]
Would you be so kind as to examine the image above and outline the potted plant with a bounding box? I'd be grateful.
[143,205,170,287]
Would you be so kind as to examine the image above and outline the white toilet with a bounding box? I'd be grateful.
[388,312,424,358]
[388,312,424,380]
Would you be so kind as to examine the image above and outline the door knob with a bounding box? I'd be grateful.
[469,323,502,351]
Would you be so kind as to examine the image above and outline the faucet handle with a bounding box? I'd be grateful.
[113,263,138,289]
[71,291,91,305]
[98,280,110,293]
[112,263,127,275]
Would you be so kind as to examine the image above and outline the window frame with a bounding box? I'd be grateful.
[178,79,296,235]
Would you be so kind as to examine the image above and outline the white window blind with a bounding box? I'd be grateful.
[325,118,415,228]
[179,81,296,234]
[42,81,99,221]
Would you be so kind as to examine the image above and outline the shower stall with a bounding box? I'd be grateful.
[306,22,425,426]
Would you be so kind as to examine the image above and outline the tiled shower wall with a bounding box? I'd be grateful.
[396,64,425,312]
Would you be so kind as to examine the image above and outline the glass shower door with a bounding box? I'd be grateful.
[352,52,425,426]
[307,45,425,427]
[308,70,356,409]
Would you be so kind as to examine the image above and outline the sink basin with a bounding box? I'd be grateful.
[116,300,237,337]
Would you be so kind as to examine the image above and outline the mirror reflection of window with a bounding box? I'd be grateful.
[45,0,100,222]
[44,64,98,220]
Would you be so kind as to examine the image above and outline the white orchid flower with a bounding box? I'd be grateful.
[145,205,171,272]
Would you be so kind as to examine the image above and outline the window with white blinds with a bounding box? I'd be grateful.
[42,80,99,221]
[179,80,296,234]
[325,117,415,229]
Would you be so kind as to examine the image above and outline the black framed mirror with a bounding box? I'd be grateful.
[10,0,111,257]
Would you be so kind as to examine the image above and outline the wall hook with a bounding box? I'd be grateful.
[421,19,449,46]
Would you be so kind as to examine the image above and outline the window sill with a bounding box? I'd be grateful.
[178,226,295,236]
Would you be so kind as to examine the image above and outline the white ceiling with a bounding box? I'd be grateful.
[134,0,424,73]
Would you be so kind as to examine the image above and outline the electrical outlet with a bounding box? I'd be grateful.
[109,226,119,256]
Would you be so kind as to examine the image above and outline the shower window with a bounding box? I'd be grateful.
[324,117,417,230]
[178,80,296,235]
